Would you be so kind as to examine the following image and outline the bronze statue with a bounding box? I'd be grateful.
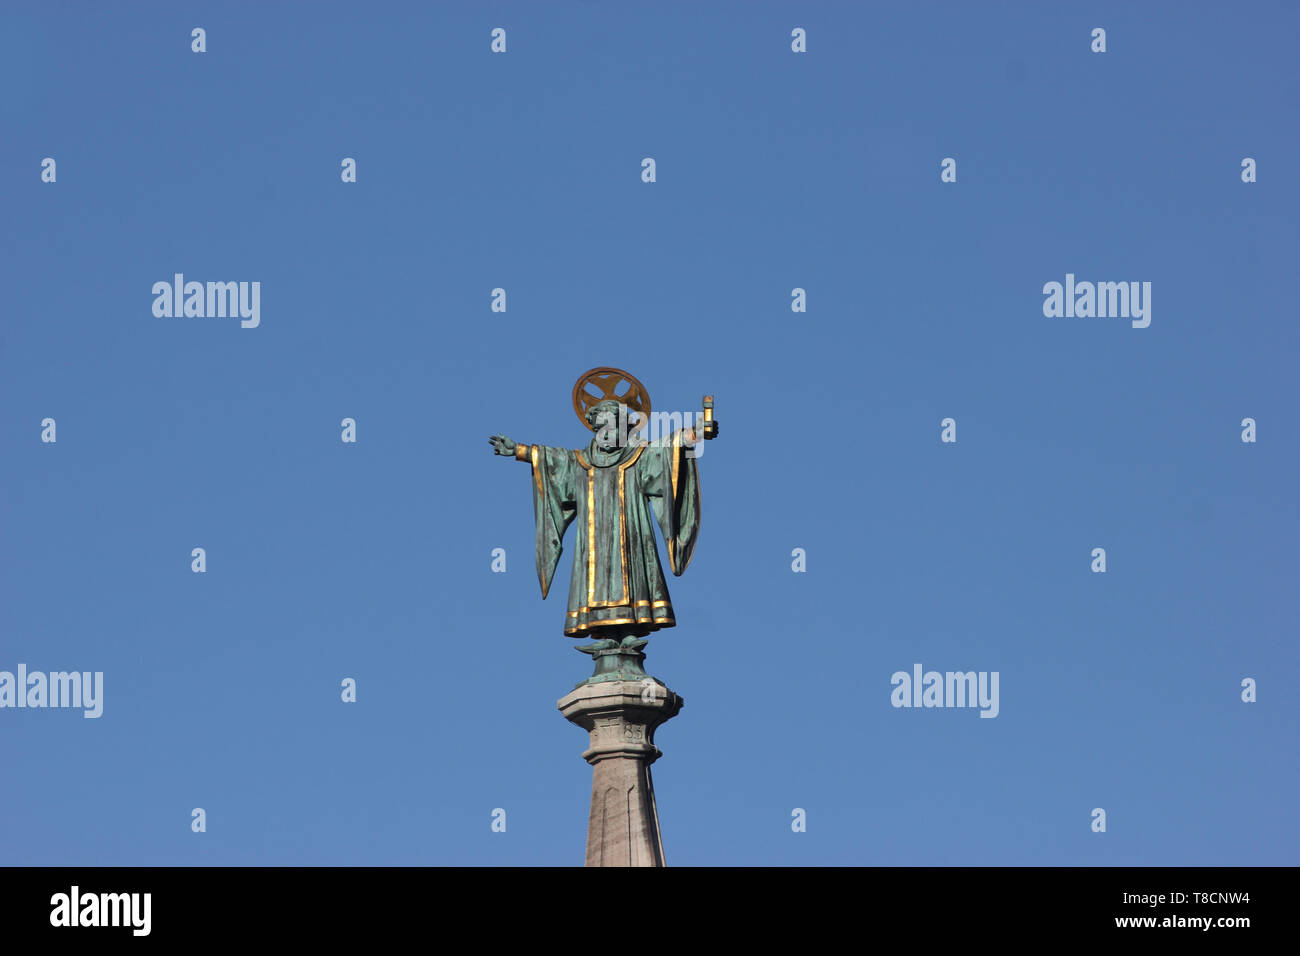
[489,367,717,663]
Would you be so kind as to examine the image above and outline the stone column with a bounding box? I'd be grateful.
[558,676,684,867]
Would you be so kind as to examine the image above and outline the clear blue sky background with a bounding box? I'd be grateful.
[2,2,1296,866]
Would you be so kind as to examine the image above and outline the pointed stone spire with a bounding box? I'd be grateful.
[558,646,683,867]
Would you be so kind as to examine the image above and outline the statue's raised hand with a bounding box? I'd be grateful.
[488,434,517,457]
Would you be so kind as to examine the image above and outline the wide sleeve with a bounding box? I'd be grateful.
[638,431,701,576]
[518,444,577,598]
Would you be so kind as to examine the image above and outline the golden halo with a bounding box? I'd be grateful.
[572,367,652,432]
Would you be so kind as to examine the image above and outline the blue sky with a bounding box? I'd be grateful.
[2,1,1296,865]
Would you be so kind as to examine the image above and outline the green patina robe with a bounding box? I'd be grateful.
[520,432,700,637]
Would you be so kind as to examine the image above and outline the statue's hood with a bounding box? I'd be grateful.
[584,437,643,468]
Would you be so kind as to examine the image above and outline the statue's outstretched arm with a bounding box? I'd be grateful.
[488,434,533,461]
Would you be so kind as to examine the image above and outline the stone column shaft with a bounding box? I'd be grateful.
[558,679,683,867]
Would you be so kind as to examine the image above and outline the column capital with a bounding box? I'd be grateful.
[559,680,683,765]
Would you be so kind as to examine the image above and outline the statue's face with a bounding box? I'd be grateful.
[590,402,623,452]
